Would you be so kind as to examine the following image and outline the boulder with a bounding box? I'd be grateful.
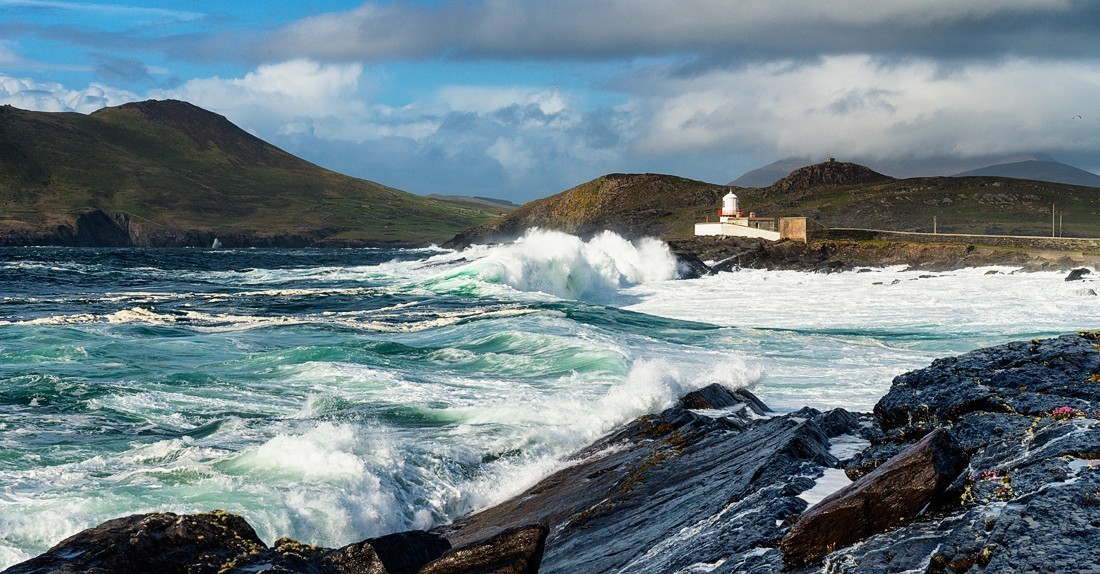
[780,428,967,567]
[2,511,266,574]
[1065,267,1092,281]
[679,384,770,415]
[419,525,547,574]
[2,511,454,574]
[333,530,451,574]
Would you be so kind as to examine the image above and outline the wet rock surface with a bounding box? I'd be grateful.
[819,332,1100,573]
[441,385,859,574]
[780,428,966,567]
[9,335,1100,574]
[419,525,547,574]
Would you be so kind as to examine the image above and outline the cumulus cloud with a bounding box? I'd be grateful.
[153,59,371,142]
[0,73,135,112]
[630,56,1100,165]
[259,0,1098,62]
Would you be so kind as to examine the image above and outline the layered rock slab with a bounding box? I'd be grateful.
[780,428,966,567]
[441,385,861,574]
[817,332,1100,573]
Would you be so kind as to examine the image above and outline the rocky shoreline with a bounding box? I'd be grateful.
[669,236,1100,275]
[6,332,1100,573]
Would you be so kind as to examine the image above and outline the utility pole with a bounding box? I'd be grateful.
[1052,203,1056,238]
[1059,211,1063,237]
[933,215,937,234]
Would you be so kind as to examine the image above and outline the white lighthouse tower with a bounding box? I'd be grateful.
[719,191,741,222]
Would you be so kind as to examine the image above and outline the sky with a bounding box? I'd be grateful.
[2,0,1100,202]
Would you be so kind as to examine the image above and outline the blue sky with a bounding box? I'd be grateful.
[3,1,1100,201]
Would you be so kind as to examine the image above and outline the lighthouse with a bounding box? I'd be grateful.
[719,191,742,222]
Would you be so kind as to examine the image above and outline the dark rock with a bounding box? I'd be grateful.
[333,530,451,574]
[1065,267,1092,281]
[441,401,859,574]
[3,511,266,574]
[3,511,454,574]
[673,252,710,279]
[874,333,1100,431]
[679,384,770,415]
[419,525,547,574]
[817,408,861,439]
[780,428,967,567]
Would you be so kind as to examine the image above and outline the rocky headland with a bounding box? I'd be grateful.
[7,332,1100,573]
[669,235,1100,275]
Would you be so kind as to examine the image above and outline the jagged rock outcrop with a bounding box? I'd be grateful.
[769,161,893,194]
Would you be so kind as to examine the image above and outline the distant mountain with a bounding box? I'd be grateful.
[730,153,1099,188]
[728,157,811,187]
[448,161,1100,245]
[953,160,1100,188]
[0,100,492,247]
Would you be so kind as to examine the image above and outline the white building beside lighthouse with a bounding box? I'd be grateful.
[694,190,821,243]
[694,189,781,240]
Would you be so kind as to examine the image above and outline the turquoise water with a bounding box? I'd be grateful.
[1,231,1096,567]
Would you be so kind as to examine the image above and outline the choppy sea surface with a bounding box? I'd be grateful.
[1,230,1096,567]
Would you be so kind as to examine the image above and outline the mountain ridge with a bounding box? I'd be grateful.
[449,160,1100,247]
[730,154,1099,188]
[0,100,493,247]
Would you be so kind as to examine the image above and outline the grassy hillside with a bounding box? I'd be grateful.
[446,173,727,246]
[736,162,1100,237]
[451,162,1100,246]
[0,100,494,246]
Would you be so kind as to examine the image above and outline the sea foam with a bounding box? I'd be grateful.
[440,229,678,301]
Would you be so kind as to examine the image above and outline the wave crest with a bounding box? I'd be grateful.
[452,229,678,301]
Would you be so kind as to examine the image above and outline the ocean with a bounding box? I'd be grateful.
[1,229,1096,568]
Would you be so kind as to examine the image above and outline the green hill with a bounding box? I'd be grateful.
[445,173,727,246]
[0,100,494,247]
[449,161,1100,246]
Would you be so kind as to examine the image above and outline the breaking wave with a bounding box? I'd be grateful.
[435,229,679,301]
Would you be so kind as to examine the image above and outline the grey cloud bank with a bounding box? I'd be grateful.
[3,0,1100,201]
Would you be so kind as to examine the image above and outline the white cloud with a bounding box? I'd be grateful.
[0,73,135,112]
[154,59,370,141]
[486,136,535,177]
[632,56,1100,162]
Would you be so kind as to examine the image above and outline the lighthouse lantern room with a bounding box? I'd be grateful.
[719,191,742,222]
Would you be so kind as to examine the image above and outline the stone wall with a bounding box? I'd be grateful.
[822,228,1100,251]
